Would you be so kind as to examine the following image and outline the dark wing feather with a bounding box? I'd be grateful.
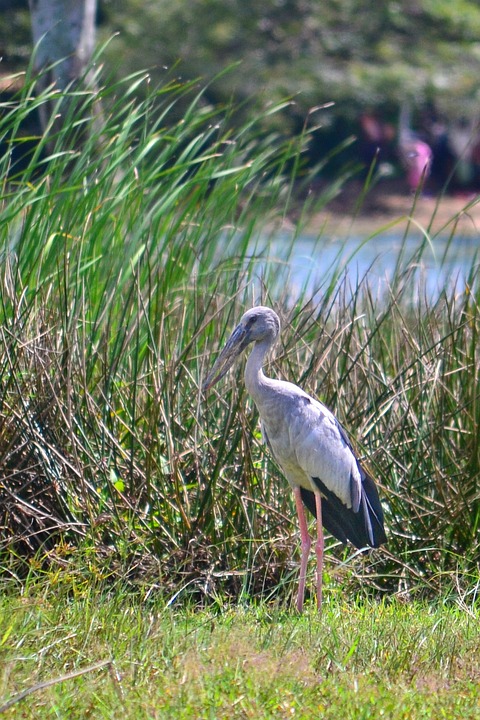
[302,465,386,549]
[300,486,349,544]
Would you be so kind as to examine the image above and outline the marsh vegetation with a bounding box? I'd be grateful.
[0,70,479,717]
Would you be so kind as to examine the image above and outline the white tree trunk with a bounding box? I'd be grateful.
[29,0,98,134]
[29,0,97,88]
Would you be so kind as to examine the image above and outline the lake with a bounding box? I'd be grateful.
[254,228,480,303]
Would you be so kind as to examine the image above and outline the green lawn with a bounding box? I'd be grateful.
[1,584,479,718]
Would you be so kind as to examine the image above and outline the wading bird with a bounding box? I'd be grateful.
[203,306,386,612]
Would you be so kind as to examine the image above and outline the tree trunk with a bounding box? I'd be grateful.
[28,0,99,136]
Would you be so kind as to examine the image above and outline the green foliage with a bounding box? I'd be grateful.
[5,1,480,172]
[0,65,479,608]
[102,0,480,126]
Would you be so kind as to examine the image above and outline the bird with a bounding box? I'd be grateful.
[202,306,386,612]
[398,102,432,193]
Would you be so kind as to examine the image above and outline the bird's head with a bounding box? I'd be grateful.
[202,306,280,392]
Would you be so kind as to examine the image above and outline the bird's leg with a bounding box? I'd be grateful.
[314,491,324,612]
[293,487,311,613]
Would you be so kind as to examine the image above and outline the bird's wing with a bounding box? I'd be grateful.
[300,468,386,548]
[289,394,363,509]
[254,382,386,549]
[329,416,385,546]
[287,394,386,548]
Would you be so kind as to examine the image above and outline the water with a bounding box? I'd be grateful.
[255,229,480,302]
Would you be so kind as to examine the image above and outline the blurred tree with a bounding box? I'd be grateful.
[99,0,480,172]
[0,2,30,76]
[0,0,28,9]
[28,0,99,133]
[2,1,480,174]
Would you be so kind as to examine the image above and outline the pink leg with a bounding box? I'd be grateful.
[314,491,324,612]
[293,487,311,613]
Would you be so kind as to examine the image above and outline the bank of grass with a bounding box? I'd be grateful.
[0,581,479,718]
[0,65,480,608]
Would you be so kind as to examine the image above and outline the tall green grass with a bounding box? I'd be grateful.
[0,66,479,607]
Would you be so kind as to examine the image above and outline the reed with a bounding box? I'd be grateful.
[0,66,479,607]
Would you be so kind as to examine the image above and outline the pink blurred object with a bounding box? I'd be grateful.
[398,102,433,192]
[405,139,433,191]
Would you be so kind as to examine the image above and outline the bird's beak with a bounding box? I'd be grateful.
[202,323,250,392]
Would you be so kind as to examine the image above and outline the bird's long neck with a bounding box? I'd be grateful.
[244,338,272,400]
